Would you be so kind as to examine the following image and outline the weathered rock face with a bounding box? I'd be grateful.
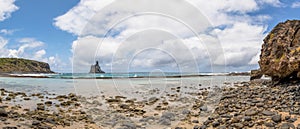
[259,20,300,82]
[89,61,105,73]
[0,58,54,73]
[250,69,262,80]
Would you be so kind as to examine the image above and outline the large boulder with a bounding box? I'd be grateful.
[259,20,300,82]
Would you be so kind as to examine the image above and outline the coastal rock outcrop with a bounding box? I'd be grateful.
[89,61,105,73]
[0,58,54,73]
[259,20,300,82]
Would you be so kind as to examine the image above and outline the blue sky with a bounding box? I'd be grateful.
[0,0,300,73]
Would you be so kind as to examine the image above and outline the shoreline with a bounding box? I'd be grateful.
[2,78,298,128]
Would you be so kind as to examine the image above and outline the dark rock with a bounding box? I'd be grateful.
[250,69,263,80]
[259,20,300,83]
[44,101,52,105]
[192,120,199,123]
[212,121,220,127]
[32,120,41,126]
[2,127,17,129]
[272,115,282,123]
[262,110,275,116]
[175,127,183,129]
[233,123,244,129]
[89,61,105,73]
[265,122,275,127]
[280,123,295,129]
[244,116,251,121]
[0,108,8,117]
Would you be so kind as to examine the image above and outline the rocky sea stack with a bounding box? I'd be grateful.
[0,58,54,73]
[258,20,300,83]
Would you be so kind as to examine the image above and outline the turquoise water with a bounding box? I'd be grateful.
[0,74,249,97]
[9,72,228,79]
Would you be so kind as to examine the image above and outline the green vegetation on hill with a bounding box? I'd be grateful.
[0,58,54,73]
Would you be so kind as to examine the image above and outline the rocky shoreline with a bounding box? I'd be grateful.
[1,79,300,129]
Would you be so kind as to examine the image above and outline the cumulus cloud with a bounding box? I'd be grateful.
[292,1,300,8]
[0,0,18,21]
[0,36,63,71]
[55,0,279,72]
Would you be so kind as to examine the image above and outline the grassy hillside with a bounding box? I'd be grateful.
[0,58,54,73]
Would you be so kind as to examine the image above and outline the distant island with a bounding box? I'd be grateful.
[0,58,54,73]
[89,61,105,73]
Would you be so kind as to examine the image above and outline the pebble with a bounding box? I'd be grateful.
[245,110,258,116]
[272,115,282,123]
[0,108,8,117]
[200,105,208,111]
[262,110,275,116]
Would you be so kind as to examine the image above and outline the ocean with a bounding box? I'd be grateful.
[0,73,250,98]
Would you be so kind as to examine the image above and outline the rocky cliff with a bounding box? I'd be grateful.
[259,20,300,83]
[0,58,54,73]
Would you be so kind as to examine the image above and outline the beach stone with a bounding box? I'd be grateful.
[233,123,244,129]
[287,118,297,123]
[192,120,199,123]
[194,125,206,129]
[159,118,171,125]
[272,115,282,123]
[161,112,175,121]
[265,122,275,127]
[244,116,251,121]
[0,108,8,117]
[262,110,275,116]
[2,127,17,129]
[44,101,52,105]
[212,121,220,127]
[37,105,45,110]
[280,123,295,129]
[182,109,190,115]
[200,105,208,111]
[245,110,257,116]
[32,120,41,126]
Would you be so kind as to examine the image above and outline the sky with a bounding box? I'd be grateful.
[0,0,300,73]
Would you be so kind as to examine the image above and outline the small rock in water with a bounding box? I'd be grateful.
[200,105,208,111]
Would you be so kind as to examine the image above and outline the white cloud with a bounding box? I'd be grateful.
[0,0,18,21]
[34,49,46,59]
[55,0,278,72]
[257,0,283,7]
[0,29,15,35]
[292,1,300,8]
[0,36,63,72]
